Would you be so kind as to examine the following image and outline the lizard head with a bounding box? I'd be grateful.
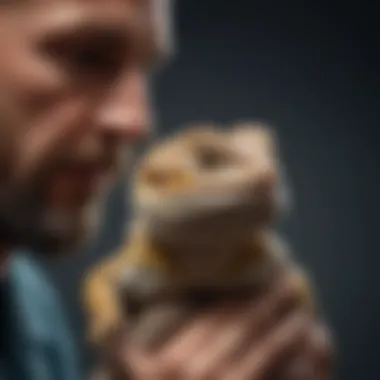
[130,121,290,247]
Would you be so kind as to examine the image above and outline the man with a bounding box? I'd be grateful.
[0,1,332,380]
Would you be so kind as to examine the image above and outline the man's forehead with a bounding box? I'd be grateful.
[1,0,171,57]
[27,0,173,51]
[29,0,174,60]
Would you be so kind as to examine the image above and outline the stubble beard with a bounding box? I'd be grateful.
[0,178,106,257]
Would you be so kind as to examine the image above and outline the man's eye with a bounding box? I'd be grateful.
[66,46,118,75]
[41,35,127,79]
[61,44,124,79]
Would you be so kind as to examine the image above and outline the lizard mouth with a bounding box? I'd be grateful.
[142,190,272,255]
[145,188,274,234]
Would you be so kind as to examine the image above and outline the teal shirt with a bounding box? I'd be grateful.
[0,253,81,380]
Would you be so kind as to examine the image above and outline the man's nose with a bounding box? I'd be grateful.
[95,69,152,142]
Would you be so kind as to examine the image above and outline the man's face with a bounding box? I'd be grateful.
[0,0,164,255]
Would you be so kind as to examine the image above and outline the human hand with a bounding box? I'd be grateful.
[118,278,333,380]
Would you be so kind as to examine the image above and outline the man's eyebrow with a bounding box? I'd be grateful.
[43,18,130,39]
[37,19,136,59]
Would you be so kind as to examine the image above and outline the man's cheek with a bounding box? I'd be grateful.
[10,57,68,115]
[1,46,68,116]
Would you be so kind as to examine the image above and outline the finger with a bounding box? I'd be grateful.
[126,342,186,380]
[281,322,334,380]
[16,97,96,180]
[122,344,166,380]
[224,311,309,380]
[264,320,334,380]
[306,322,334,379]
[130,302,194,352]
[182,278,297,378]
[279,323,315,380]
[311,323,334,361]
[158,300,243,369]
[281,353,315,380]
[248,273,301,327]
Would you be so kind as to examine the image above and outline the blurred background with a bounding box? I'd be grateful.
[41,1,378,379]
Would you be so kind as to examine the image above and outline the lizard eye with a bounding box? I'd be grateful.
[196,146,231,170]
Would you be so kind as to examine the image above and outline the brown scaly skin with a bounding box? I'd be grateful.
[82,121,319,354]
